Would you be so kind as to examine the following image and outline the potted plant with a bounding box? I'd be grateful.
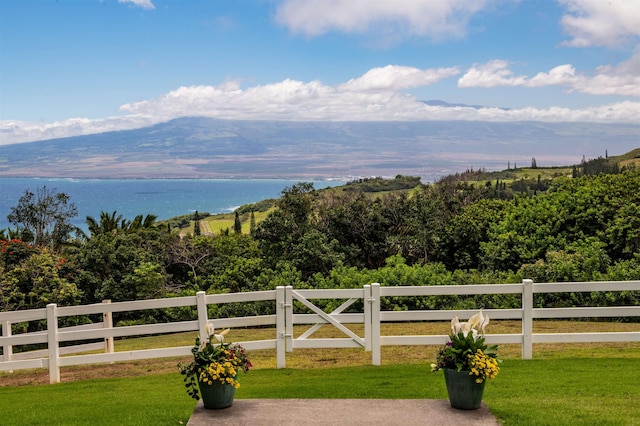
[431,311,500,410]
[179,324,252,409]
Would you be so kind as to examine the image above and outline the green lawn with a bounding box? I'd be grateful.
[1,357,638,425]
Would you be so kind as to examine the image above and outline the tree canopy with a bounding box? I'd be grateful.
[7,186,78,249]
[2,168,639,319]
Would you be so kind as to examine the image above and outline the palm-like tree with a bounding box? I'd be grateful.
[123,214,158,231]
[85,211,123,236]
[84,211,157,237]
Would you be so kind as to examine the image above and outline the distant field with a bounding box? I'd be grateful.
[179,209,273,236]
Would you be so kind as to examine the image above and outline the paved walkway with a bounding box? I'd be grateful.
[187,399,500,425]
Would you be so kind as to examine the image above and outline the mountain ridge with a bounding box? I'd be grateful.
[0,117,638,181]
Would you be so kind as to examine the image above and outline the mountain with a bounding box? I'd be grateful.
[0,117,638,180]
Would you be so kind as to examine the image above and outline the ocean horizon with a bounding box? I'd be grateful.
[0,178,346,233]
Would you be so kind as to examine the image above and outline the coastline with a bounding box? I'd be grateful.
[0,178,347,232]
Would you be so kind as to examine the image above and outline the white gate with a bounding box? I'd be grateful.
[282,285,381,364]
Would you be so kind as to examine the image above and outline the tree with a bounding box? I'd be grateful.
[518,238,610,283]
[480,171,640,271]
[319,190,394,269]
[76,229,172,302]
[0,247,82,311]
[165,236,210,288]
[84,211,157,237]
[254,182,326,274]
[85,211,123,236]
[194,233,263,291]
[442,199,506,270]
[124,261,167,299]
[234,211,242,234]
[193,211,201,236]
[7,186,78,249]
[123,214,157,232]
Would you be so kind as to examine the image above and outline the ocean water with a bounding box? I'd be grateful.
[0,178,345,232]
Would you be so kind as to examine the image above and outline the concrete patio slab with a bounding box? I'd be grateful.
[187,399,500,425]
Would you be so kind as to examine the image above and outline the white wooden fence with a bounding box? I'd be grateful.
[1,280,639,384]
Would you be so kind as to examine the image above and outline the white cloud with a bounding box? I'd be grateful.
[339,65,460,92]
[559,0,640,47]
[117,66,460,121]
[469,101,640,122]
[529,64,581,86]
[275,0,640,47]
[1,66,639,145]
[0,116,154,146]
[275,0,495,40]
[458,60,529,88]
[570,50,640,96]
[118,0,155,10]
[458,61,584,88]
[458,54,640,96]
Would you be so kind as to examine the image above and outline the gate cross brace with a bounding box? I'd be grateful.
[291,290,365,347]
[298,298,359,340]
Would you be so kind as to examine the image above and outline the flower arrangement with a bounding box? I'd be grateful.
[431,311,500,383]
[179,324,252,400]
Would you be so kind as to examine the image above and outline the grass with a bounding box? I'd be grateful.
[488,358,639,425]
[0,358,638,425]
[1,321,639,425]
[0,374,192,425]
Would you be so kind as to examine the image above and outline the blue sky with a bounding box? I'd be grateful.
[0,0,638,145]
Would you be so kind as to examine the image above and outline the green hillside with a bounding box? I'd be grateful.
[169,148,639,235]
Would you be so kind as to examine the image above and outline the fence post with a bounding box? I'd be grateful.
[1,320,12,364]
[370,283,381,366]
[46,303,60,384]
[364,285,371,351]
[102,300,114,354]
[522,279,533,359]
[196,291,208,343]
[284,286,293,353]
[276,286,286,368]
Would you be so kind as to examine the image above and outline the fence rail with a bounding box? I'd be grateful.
[1,280,639,383]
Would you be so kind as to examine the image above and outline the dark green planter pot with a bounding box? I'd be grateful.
[444,368,486,410]
[198,380,236,409]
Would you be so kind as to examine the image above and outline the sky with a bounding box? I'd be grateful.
[0,0,638,145]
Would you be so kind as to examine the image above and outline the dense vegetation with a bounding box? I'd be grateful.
[1,150,639,325]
